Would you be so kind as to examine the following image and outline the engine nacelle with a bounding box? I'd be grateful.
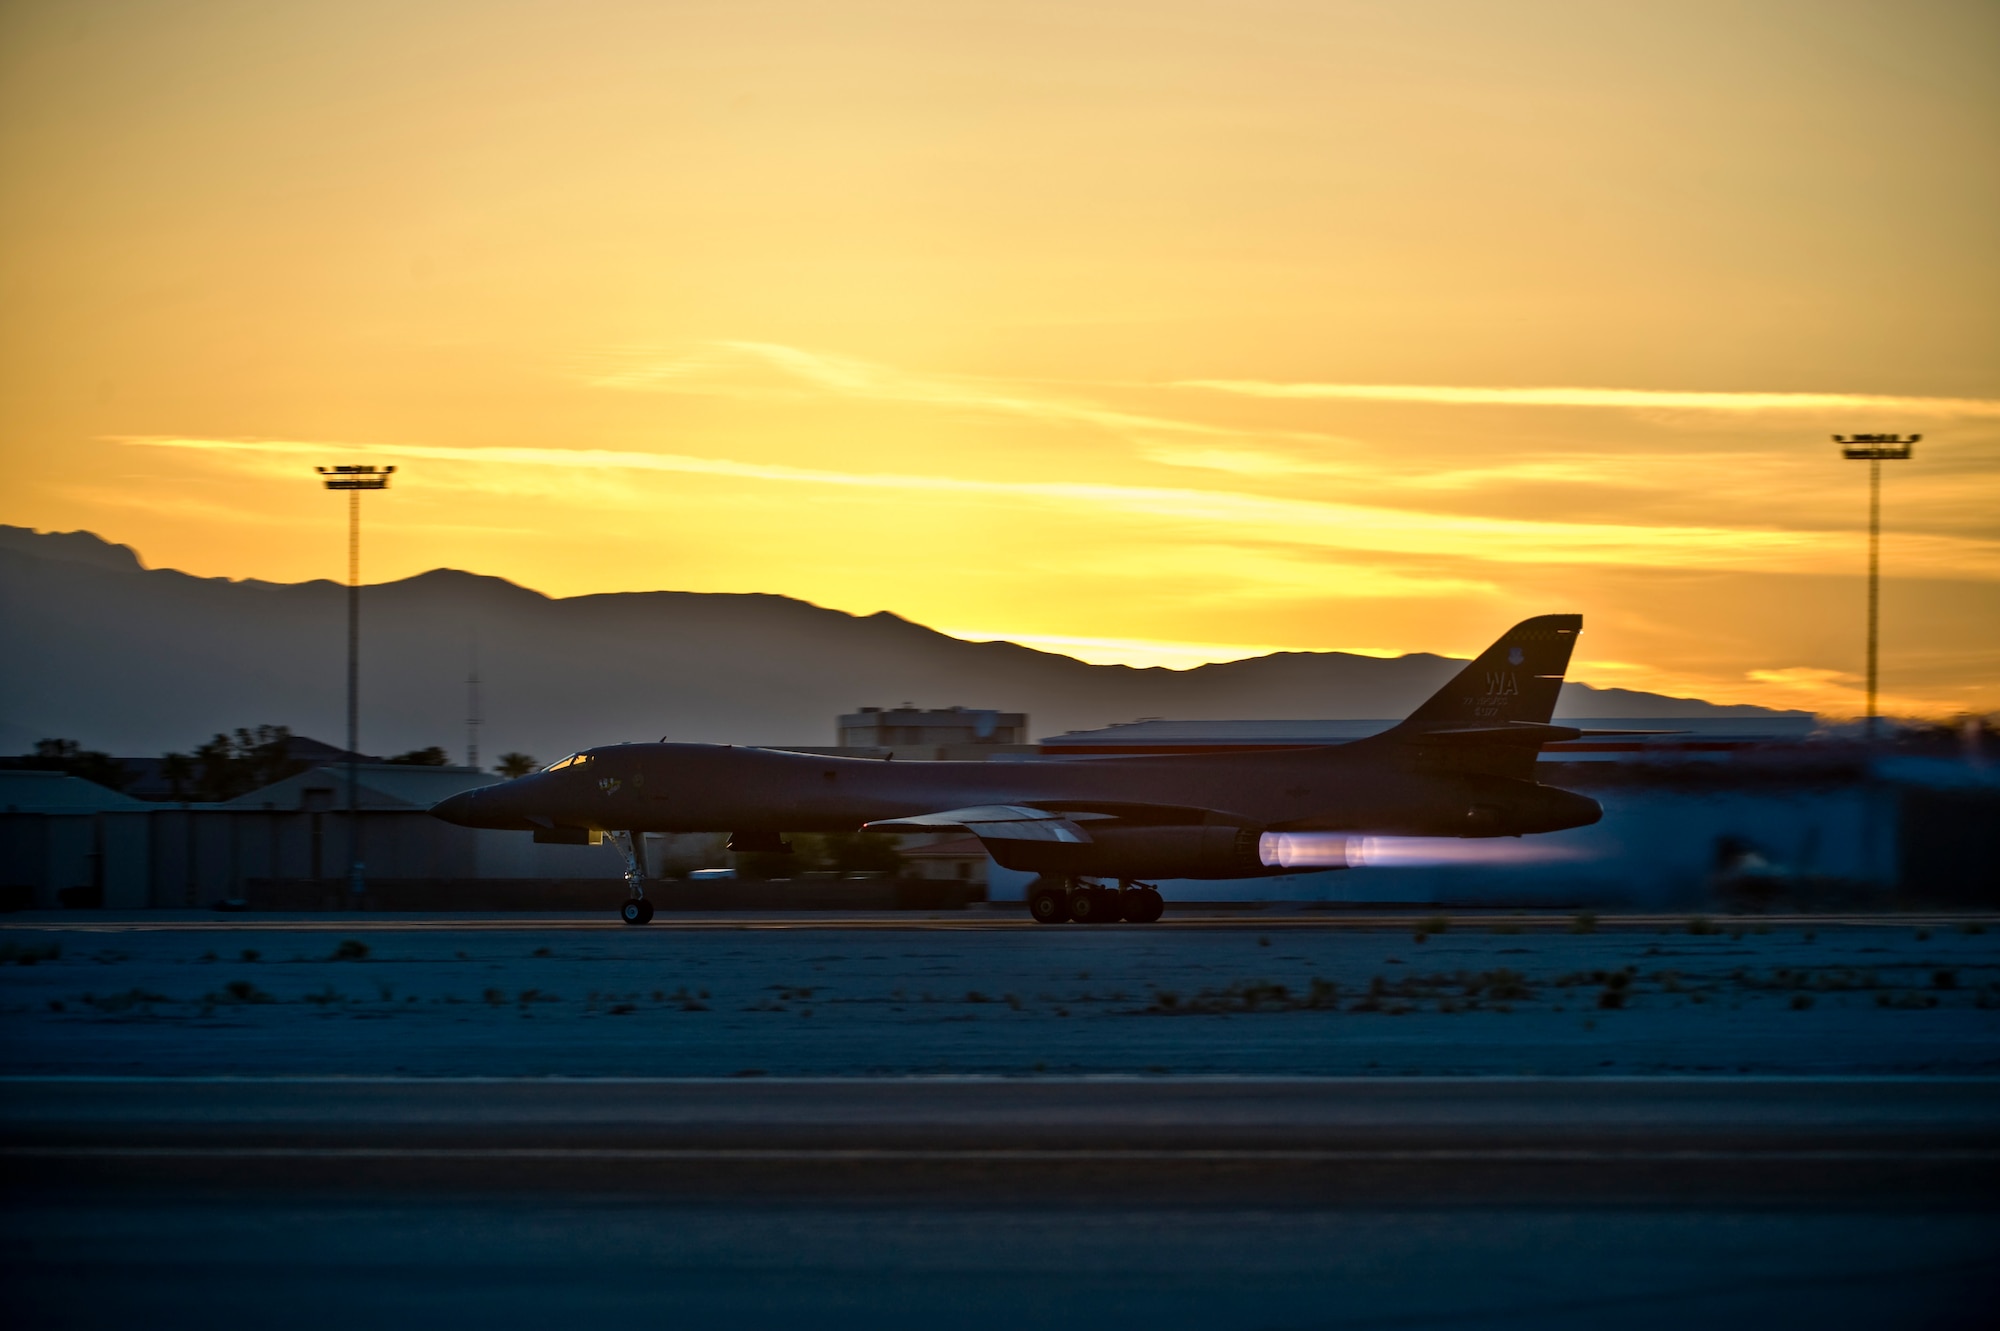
[1256,832,1358,869]
[983,824,1281,880]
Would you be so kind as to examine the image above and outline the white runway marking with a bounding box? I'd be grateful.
[4,912,1993,933]
[12,1146,1996,1163]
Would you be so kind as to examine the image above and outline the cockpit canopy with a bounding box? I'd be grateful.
[542,752,594,772]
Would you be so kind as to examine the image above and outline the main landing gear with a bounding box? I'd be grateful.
[608,831,654,925]
[1027,877,1164,925]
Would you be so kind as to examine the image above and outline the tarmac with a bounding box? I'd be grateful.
[5,911,1999,1328]
[9,907,1994,931]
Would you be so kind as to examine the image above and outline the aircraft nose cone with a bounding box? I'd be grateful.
[430,789,480,825]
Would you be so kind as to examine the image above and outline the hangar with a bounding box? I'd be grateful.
[2,716,1992,910]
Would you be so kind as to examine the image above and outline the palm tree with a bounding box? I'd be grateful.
[495,752,539,779]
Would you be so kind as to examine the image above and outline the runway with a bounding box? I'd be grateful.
[8,1075,1999,1201]
[6,908,1996,933]
[7,1076,1998,1330]
[7,916,2000,1326]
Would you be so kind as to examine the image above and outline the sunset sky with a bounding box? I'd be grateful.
[3,0,1996,717]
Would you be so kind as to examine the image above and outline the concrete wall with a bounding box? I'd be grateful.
[6,807,625,908]
[0,812,149,908]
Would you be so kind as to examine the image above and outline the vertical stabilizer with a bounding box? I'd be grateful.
[1388,614,1582,735]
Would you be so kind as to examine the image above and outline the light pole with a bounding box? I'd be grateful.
[316,464,395,900]
[1834,435,1915,744]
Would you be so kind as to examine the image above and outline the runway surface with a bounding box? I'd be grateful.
[9,1074,1999,1199]
[7,915,1999,1327]
[8,907,1996,931]
[6,1076,1998,1330]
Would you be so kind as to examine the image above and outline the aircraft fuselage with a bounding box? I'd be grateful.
[431,740,1600,848]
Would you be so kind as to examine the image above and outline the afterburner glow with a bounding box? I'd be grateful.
[1260,832,1598,869]
[1349,837,1598,867]
[1257,833,1358,868]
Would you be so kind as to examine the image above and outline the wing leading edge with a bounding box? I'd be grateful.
[865,805,1107,843]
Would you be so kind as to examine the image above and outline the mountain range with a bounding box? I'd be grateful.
[0,525,1802,764]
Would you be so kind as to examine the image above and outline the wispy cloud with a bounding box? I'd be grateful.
[1173,380,2000,417]
[586,340,1334,444]
[111,434,2000,579]
[1139,442,1740,491]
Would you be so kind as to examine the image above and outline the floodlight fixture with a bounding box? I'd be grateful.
[1834,435,1915,743]
[1835,433,1917,462]
[317,464,396,899]
[316,464,397,489]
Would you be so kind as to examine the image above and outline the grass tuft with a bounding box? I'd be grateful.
[1569,912,1596,935]
[331,940,369,961]
[84,988,171,1012]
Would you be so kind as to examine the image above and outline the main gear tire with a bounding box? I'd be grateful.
[1028,885,1070,924]
[1068,888,1114,924]
[620,898,654,925]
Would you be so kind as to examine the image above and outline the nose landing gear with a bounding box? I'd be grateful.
[1026,877,1164,924]
[608,830,654,925]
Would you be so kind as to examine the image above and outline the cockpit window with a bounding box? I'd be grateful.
[543,753,593,772]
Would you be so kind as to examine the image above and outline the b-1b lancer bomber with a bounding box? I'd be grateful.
[431,615,1626,924]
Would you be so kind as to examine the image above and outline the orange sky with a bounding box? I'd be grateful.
[3,0,1996,717]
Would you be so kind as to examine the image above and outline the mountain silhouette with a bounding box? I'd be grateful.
[0,525,1801,762]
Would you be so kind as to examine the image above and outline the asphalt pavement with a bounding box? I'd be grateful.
[6,914,1999,1328]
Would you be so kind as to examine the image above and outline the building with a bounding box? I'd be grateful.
[0,771,153,909]
[5,717,1989,911]
[0,763,618,909]
[836,706,1027,755]
[976,715,1995,908]
[897,834,990,888]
